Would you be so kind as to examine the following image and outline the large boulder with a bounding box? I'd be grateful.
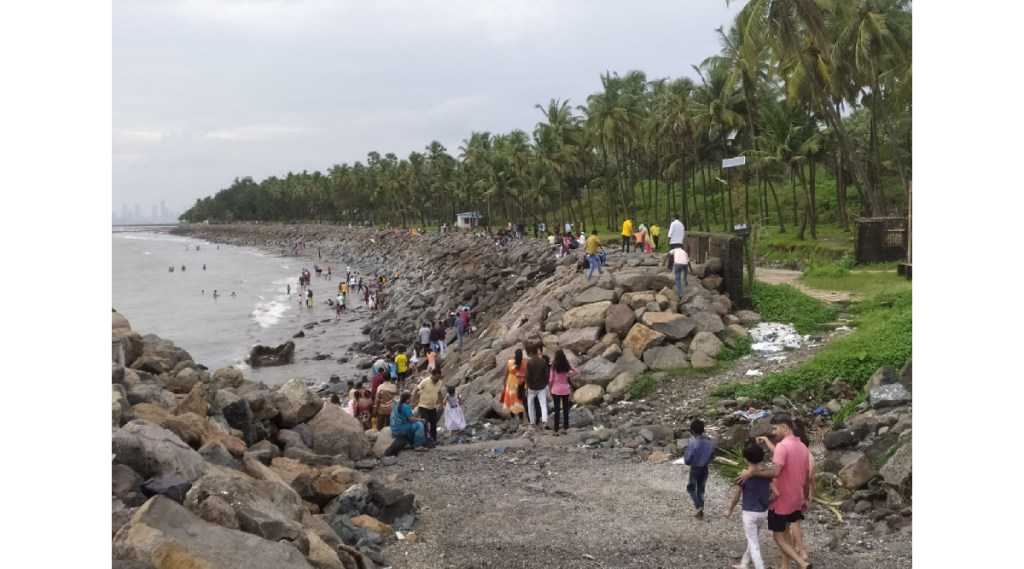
[613,351,648,376]
[836,451,877,490]
[185,472,305,542]
[604,304,637,339]
[576,357,618,388]
[247,341,295,368]
[689,311,725,334]
[620,291,656,310]
[269,379,324,428]
[643,345,689,370]
[622,324,665,359]
[869,384,912,410]
[113,496,315,569]
[306,402,372,460]
[462,393,494,426]
[558,326,602,353]
[640,312,696,341]
[571,286,617,307]
[572,384,605,406]
[371,427,394,459]
[562,301,613,329]
[689,331,724,359]
[879,441,912,497]
[112,420,206,483]
[113,384,134,427]
[161,413,246,458]
[290,466,365,507]
[606,372,639,398]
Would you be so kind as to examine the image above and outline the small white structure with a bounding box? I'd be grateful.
[455,211,485,230]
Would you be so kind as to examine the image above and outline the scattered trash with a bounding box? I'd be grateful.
[582,554,596,561]
[671,457,688,465]
[491,447,506,454]
[731,409,769,423]
[396,531,405,540]
[745,369,763,376]
[749,322,807,355]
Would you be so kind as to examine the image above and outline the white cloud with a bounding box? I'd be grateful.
[204,124,317,141]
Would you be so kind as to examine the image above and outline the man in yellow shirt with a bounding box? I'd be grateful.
[585,232,604,280]
[651,223,661,251]
[395,349,409,390]
[412,368,445,441]
[621,217,634,253]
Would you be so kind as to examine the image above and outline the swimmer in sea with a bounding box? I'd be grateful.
[213,290,219,298]
[181,265,186,271]
[203,264,206,270]
[231,292,236,297]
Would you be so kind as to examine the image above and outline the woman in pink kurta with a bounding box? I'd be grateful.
[548,349,579,435]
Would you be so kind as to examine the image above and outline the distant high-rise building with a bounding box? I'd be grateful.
[134,204,141,221]
[151,205,158,221]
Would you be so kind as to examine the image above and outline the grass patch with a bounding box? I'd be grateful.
[800,271,912,298]
[712,290,911,401]
[718,336,753,362]
[624,372,661,399]
[871,445,900,470]
[832,393,866,424]
[751,282,837,334]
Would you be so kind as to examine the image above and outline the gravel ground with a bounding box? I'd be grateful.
[372,439,912,569]
[359,322,911,569]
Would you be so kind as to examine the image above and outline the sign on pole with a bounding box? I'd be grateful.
[722,156,746,168]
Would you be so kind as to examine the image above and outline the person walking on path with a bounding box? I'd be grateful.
[620,217,634,253]
[584,232,604,280]
[651,223,661,251]
[737,414,814,569]
[524,344,550,430]
[668,213,686,250]
[418,323,431,358]
[412,367,446,442]
[683,418,716,519]
[724,440,774,569]
[548,349,579,435]
[756,427,815,565]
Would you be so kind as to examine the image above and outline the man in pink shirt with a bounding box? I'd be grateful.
[736,414,813,569]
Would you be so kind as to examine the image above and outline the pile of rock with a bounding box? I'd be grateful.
[112,310,415,568]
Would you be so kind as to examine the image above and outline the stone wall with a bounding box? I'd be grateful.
[683,232,746,306]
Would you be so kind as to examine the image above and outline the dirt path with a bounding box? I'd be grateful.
[369,334,911,569]
[754,267,857,303]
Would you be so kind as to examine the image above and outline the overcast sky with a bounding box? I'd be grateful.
[113,0,744,216]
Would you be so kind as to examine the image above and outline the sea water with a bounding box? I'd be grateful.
[112,226,362,385]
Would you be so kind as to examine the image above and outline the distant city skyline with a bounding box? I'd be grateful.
[112,200,185,225]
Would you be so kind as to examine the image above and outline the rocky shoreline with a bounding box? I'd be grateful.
[112,223,912,568]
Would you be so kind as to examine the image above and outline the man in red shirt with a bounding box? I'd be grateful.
[736,414,813,569]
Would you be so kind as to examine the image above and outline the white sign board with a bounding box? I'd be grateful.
[722,156,746,168]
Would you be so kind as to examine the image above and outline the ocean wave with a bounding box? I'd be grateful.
[251,299,289,328]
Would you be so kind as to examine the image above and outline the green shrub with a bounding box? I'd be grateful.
[718,336,753,362]
[751,283,836,334]
[625,372,659,399]
[712,290,912,400]
[832,393,866,424]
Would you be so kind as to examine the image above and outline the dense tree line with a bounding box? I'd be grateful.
[181,0,911,240]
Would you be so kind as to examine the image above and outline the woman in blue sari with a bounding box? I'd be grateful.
[390,392,428,451]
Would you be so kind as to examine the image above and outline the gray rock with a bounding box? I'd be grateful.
[198,441,244,472]
[879,441,912,496]
[606,372,638,398]
[572,286,617,306]
[614,351,649,376]
[689,331,724,359]
[268,379,324,428]
[307,402,372,460]
[558,326,603,353]
[112,420,206,483]
[113,496,313,569]
[113,464,147,508]
[689,311,725,334]
[604,303,637,339]
[640,312,696,340]
[869,384,912,409]
[642,345,689,370]
[577,357,618,387]
[864,366,899,394]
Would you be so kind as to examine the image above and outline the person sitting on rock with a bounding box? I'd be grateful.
[388,392,428,454]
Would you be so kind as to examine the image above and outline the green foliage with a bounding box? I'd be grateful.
[801,270,912,298]
[624,372,661,399]
[800,251,855,278]
[871,444,900,470]
[751,283,836,334]
[832,393,866,424]
[712,444,747,481]
[718,336,754,362]
[712,290,912,400]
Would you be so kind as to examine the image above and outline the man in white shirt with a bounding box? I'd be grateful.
[668,213,685,250]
